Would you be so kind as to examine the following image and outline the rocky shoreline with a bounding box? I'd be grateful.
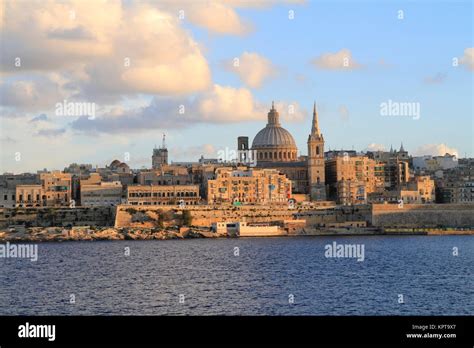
[0,226,223,242]
[1,226,472,242]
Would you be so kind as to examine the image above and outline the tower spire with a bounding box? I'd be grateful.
[162,133,166,149]
[271,100,275,110]
[311,101,321,136]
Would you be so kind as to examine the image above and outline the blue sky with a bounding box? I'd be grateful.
[0,0,472,173]
[195,1,473,156]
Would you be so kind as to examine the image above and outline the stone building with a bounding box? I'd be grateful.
[407,175,436,203]
[207,167,291,205]
[15,185,45,207]
[39,171,72,206]
[127,185,200,206]
[81,181,123,207]
[325,152,376,204]
[0,173,40,208]
[436,159,474,203]
[367,145,410,189]
[413,153,458,173]
[137,165,192,185]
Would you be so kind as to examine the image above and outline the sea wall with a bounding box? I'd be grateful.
[371,203,474,228]
[114,205,295,228]
[114,204,370,229]
[0,207,115,228]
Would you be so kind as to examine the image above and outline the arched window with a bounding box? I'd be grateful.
[316,146,320,155]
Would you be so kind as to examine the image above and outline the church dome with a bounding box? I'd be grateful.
[252,126,296,148]
[251,102,298,162]
[251,102,297,149]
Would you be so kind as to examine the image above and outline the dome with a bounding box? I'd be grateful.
[110,159,121,167]
[252,126,296,148]
[251,102,297,149]
[251,102,298,162]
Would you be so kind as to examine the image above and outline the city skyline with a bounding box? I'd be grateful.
[1,0,473,173]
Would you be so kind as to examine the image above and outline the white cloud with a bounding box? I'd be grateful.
[70,84,307,133]
[365,143,386,151]
[153,1,304,35]
[225,52,277,88]
[412,144,459,157]
[0,1,211,104]
[459,47,474,71]
[311,49,362,70]
[186,2,253,35]
[0,76,64,112]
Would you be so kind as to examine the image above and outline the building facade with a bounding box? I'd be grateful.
[15,185,45,207]
[127,185,200,205]
[207,167,291,205]
[81,181,123,206]
[39,171,72,206]
[325,153,376,204]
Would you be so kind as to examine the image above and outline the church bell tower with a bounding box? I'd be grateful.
[307,102,326,201]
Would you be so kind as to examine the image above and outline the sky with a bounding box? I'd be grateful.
[0,0,473,173]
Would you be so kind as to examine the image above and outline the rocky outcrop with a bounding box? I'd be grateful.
[0,226,222,242]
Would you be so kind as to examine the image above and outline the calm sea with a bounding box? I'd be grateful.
[0,236,472,315]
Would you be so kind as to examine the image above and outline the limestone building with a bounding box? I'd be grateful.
[39,171,72,206]
[80,181,123,207]
[127,185,200,206]
[325,152,376,204]
[15,185,45,207]
[207,167,291,205]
